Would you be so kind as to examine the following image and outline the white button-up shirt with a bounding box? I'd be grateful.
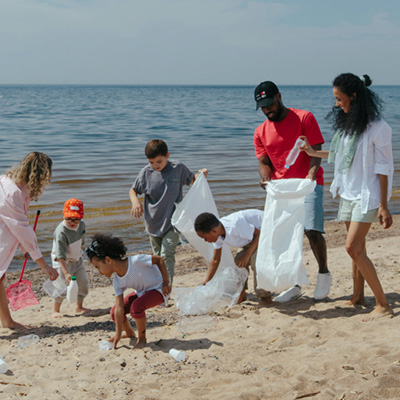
[0,175,42,278]
[330,119,393,214]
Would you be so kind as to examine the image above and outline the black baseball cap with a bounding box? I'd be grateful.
[254,81,279,110]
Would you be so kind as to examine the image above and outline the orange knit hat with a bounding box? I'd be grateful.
[63,198,84,219]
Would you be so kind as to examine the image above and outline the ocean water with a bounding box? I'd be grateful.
[1,84,399,272]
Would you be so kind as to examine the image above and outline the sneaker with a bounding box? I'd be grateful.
[314,272,332,300]
[274,286,302,303]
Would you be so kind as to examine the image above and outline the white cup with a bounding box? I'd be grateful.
[169,348,186,362]
[0,355,8,374]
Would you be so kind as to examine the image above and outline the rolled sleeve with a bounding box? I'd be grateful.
[373,123,393,176]
[0,187,42,261]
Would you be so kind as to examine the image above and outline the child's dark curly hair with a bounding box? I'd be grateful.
[86,233,127,261]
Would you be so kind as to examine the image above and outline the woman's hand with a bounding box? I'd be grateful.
[299,136,316,157]
[378,205,393,229]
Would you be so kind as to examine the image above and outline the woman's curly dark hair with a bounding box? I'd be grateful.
[86,233,127,261]
[326,73,383,136]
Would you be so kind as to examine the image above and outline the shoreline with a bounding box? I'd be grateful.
[5,215,400,300]
[1,217,400,399]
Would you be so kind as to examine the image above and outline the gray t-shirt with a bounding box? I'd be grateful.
[132,160,194,236]
[51,220,86,267]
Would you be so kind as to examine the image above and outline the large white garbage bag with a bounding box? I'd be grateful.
[256,179,316,293]
[171,173,248,315]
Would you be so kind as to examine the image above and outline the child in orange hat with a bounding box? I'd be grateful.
[50,198,91,317]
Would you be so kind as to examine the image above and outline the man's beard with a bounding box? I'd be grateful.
[266,101,283,122]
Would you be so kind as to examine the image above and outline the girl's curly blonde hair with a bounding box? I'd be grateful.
[6,152,52,201]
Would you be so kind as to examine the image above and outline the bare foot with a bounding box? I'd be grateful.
[362,305,394,322]
[133,339,146,350]
[236,290,247,304]
[107,332,136,342]
[76,307,92,314]
[252,297,274,310]
[52,312,64,318]
[2,320,30,330]
[345,297,366,307]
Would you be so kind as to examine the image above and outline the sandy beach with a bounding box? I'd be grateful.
[1,217,400,400]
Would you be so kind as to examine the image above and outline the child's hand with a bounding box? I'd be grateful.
[235,252,250,269]
[162,281,171,296]
[131,201,144,218]
[43,264,59,281]
[108,333,121,349]
[64,273,72,285]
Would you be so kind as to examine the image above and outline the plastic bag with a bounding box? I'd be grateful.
[171,173,248,315]
[256,179,316,292]
[173,265,248,315]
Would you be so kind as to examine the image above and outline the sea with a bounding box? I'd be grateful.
[1,84,399,272]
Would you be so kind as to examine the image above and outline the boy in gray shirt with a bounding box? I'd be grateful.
[129,139,207,283]
[51,198,90,317]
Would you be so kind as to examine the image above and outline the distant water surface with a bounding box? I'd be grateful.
[1,85,399,271]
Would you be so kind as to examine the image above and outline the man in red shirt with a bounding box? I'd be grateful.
[253,81,331,302]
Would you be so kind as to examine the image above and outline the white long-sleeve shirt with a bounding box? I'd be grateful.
[0,175,42,278]
[330,119,393,214]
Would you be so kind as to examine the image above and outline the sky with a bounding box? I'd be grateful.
[0,0,400,85]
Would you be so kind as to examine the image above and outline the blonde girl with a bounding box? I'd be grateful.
[0,152,59,329]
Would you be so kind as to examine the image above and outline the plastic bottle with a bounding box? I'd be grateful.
[176,315,218,334]
[17,334,40,348]
[0,355,8,374]
[285,138,305,169]
[98,340,113,351]
[66,276,79,303]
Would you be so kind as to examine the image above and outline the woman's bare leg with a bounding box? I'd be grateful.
[345,221,392,321]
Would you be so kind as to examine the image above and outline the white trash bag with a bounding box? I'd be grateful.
[173,265,248,316]
[171,173,248,315]
[256,179,316,293]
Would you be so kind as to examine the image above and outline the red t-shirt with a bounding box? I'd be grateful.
[253,108,324,185]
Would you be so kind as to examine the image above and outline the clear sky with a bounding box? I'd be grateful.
[1,0,399,85]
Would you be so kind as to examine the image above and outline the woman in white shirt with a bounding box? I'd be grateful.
[301,73,393,322]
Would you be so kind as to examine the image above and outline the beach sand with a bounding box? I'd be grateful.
[1,217,400,400]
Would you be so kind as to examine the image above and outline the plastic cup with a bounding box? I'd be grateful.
[43,279,67,299]
[169,348,186,362]
[99,340,113,351]
[0,355,8,374]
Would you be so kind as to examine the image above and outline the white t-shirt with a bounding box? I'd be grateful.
[337,134,363,201]
[113,254,167,303]
[213,209,263,250]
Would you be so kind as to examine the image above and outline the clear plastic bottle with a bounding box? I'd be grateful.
[0,355,8,374]
[66,276,79,303]
[285,138,305,169]
[17,334,40,348]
